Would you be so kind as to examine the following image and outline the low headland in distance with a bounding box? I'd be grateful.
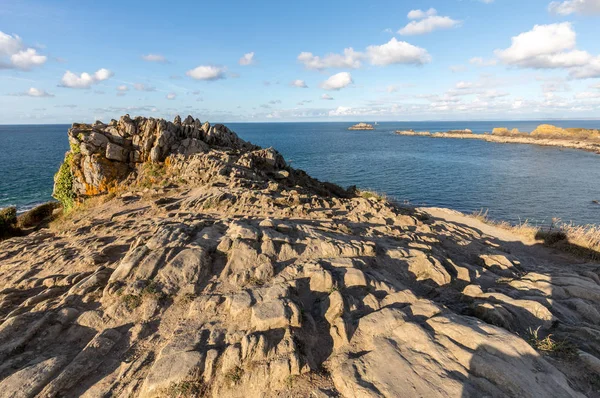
[396,123,600,155]
[1,114,600,396]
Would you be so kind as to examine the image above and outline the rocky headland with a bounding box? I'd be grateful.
[348,123,374,131]
[1,115,600,397]
[396,124,600,155]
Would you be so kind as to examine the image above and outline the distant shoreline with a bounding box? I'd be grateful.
[396,126,600,155]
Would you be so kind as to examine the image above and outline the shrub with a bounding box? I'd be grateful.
[17,202,60,229]
[53,153,76,212]
[0,206,18,238]
[224,366,243,384]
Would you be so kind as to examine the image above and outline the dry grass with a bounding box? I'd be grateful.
[470,209,539,239]
[526,326,578,360]
[471,210,600,261]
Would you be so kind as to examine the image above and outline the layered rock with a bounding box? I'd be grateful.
[1,115,600,397]
[56,114,259,199]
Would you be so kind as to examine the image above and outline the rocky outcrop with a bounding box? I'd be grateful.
[1,115,600,397]
[348,122,374,131]
[55,115,259,200]
[396,124,600,154]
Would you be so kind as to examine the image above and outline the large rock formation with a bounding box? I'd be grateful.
[1,115,600,397]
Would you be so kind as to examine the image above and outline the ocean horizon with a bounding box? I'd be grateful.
[1,119,599,226]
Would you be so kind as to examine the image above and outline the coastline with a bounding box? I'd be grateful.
[395,130,600,155]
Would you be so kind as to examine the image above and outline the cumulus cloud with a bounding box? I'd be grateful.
[496,23,600,78]
[60,68,113,89]
[290,79,308,88]
[298,39,430,70]
[166,93,176,100]
[407,8,437,19]
[549,0,600,15]
[10,87,54,97]
[186,65,226,80]
[142,54,167,63]
[320,72,353,90]
[399,9,461,35]
[298,48,362,70]
[366,38,431,66]
[239,52,255,65]
[0,31,47,70]
[495,23,588,68]
[321,94,334,100]
[116,85,128,92]
[133,83,156,91]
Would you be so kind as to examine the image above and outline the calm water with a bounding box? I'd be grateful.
[1,121,599,226]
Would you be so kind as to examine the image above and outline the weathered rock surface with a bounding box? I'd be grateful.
[1,115,600,397]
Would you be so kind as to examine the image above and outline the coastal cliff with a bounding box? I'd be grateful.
[1,115,600,397]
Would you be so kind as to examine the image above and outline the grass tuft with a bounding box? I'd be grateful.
[526,326,578,360]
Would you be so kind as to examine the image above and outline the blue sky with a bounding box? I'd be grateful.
[1,0,600,123]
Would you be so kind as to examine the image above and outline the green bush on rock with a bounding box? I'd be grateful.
[53,153,76,212]
[0,206,18,238]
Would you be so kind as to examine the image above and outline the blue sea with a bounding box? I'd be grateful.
[1,120,599,226]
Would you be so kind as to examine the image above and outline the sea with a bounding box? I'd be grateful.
[1,120,599,226]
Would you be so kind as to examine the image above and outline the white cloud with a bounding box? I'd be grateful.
[387,85,398,93]
[469,57,497,67]
[60,68,113,89]
[166,93,176,100]
[291,79,308,88]
[321,93,334,100]
[298,48,362,70]
[239,52,255,66]
[142,54,167,63]
[320,72,353,90]
[496,23,594,69]
[0,31,22,56]
[407,8,437,20]
[10,48,47,69]
[549,0,600,15]
[94,68,113,81]
[298,39,430,70]
[0,31,46,70]
[399,9,461,35]
[186,65,226,80]
[11,87,54,97]
[569,57,600,79]
[574,91,600,99]
[455,81,474,89]
[366,38,431,66]
[133,83,156,91]
[116,85,128,92]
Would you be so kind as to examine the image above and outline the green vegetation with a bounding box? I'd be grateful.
[246,276,265,287]
[18,202,60,229]
[359,190,386,201]
[0,206,18,239]
[122,294,143,310]
[70,142,81,154]
[164,379,206,397]
[53,153,76,212]
[224,366,243,384]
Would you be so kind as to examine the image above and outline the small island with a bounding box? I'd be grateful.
[396,124,600,155]
[348,122,375,131]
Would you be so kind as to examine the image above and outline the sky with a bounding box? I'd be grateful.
[1,0,600,123]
